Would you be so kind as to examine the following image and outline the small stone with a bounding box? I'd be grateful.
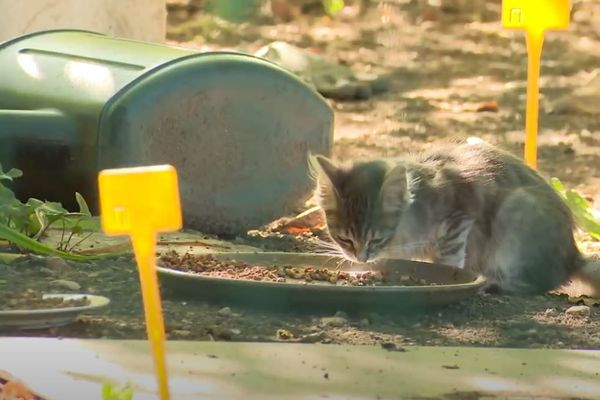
[218,307,234,317]
[380,342,406,352]
[368,313,384,324]
[276,329,295,340]
[544,308,557,316]
[319,316,347,327]
[44,256,71,272]
[39,267,56,276]
[172,329,192,338]
[51,279,81,291]
[209,327,236,341]
[442,365,460,370]
[334,310,348,319]
[565,305,591,318]
[300,331,326,343]
[581,129,592,138]
[359,318,370,327]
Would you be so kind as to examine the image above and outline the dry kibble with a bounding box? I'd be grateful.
[1,291,89,311]
[159,251,433,287]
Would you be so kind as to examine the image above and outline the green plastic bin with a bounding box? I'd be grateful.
[0,30,333,234]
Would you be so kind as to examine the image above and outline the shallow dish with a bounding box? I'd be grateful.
[0,294,110,330]
[158,252,486,314]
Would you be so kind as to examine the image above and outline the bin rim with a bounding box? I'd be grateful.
[0,29,101,50]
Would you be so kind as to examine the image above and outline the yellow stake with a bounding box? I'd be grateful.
[98,165,182,400]
[502,0,570,169]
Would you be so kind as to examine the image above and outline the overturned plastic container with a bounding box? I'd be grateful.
[0,30,333,234]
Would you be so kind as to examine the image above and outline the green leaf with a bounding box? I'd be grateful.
[122,387,134,400]
[551,177,600,240]
[0,186,18,209]
[76,192,92,217]
[5,168,23,179]
[40,201,68,216]
[101,382,134,400]
[322,0,345,16]
[33,207,49,238]
[0,221,129,261]
[0,201,33,233]
[0,165,23,182]
[25,198,45,208]
[102,383,113,400]
[549,177,565,192]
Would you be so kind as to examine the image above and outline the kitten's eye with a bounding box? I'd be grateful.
[336,236,354,248]
[370,237,386,247]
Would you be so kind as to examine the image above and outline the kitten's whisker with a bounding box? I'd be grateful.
[335,258,347,270]
[312,238,338,248]
[314,247,344,255]
[314,244,344,254]
[315,241,338,248]
[385,240,429,250]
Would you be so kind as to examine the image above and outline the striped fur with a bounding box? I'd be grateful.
[311,141,584,294]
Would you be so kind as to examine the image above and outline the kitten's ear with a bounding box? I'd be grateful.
[380,164,413,211]
[308,154,340,210]
[308,154,340,186]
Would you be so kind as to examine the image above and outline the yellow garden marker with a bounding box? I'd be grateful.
[99,165,182,400]
[502,0,570,169]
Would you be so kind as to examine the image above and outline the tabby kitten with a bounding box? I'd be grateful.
[311,141,600,294]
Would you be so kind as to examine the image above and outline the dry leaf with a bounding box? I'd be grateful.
[475,101,499,112]
[0,370,45,400]
[430,100,499,113]
[567,295,600,307]
[265,206,325,235]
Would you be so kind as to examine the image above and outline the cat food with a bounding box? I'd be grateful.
[159,251,432,286]
[0,290,90,311]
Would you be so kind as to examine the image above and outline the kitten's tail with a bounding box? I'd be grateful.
[572,257,600,297]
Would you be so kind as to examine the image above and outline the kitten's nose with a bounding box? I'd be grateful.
[355,248,369,263]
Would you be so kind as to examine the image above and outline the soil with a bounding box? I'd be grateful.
[0,249,598,349]
[1,1,600,349]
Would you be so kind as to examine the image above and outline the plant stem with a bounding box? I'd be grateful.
[68,231,94,252]
[0,221,128,261]
[60,219,66,249]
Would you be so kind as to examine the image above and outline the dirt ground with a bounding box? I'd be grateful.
[2,0,600,349]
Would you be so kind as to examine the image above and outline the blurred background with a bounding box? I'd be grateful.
[162,0,600,194]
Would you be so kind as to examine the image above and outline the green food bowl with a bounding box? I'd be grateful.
[157,252,486,314]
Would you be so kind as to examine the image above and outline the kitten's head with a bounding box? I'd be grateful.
[310,154,415,263]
